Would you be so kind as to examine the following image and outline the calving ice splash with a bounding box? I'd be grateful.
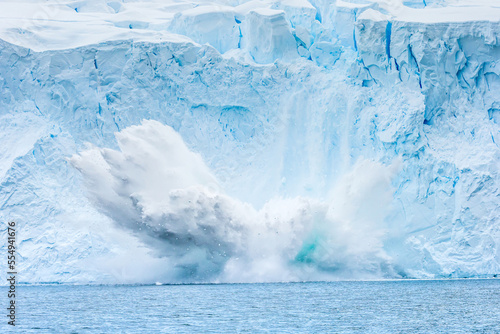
[71,120,401,282]
[0,0,499,283]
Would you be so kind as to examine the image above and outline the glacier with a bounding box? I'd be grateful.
[0,0,499,283]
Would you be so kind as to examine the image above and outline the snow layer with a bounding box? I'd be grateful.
[0,0,499,283]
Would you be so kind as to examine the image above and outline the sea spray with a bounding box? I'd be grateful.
[71,120,402,282]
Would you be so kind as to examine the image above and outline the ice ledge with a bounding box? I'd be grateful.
[352,1,500,23]
[0,24,197,53]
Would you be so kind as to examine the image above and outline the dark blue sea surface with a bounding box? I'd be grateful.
[2,279,499,333]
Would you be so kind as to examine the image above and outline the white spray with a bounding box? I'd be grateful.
[71,120,401,283]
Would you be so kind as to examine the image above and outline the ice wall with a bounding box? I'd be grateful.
[0,0,499,283]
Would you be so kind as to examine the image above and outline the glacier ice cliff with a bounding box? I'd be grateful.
[0,0,499,283]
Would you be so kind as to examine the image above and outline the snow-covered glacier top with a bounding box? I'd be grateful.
[0,0,499,283]
[1,0,499,52]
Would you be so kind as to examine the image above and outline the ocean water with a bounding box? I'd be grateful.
[2,279,499,333]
